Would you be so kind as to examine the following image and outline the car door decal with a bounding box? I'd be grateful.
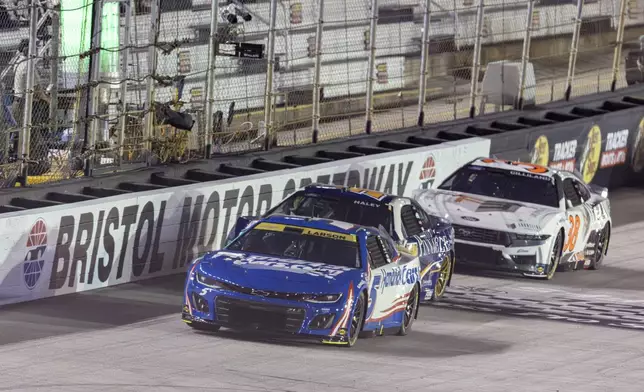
[564,214,582,252]
[366,274,381,321]
[365,263,419,323]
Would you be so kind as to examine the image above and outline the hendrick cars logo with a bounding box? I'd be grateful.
[23,218,48,290]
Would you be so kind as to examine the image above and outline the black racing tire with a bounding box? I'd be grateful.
[188,321,221,332]
[398,284,420,336]
[431,253,453,301]
[545,231,564,280]
[346,292,366,347]
[589,224,610,270]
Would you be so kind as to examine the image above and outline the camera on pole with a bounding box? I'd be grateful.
[220,2,252,24]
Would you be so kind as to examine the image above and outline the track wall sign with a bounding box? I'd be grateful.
[499,111,644,188]
[0,138,490,306]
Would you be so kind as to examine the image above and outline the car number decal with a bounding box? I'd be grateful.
[564,214,582,252]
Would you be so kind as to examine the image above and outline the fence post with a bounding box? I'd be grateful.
[564,0,583,101]
[311,0,325,144]
[204,0,220,158]
[118,0,133,167]
[468,0,484,118]
[417,0,430,126]
[49,1,60,148]
[517,0,535,110]
[364,0,378,134]
[611,0,628,92]
[263,0,278,150]
[143,0,160,163]
[17,0,40,186]
[84,0,103,177]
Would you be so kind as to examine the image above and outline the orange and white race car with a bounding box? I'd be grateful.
[413,158,612,280]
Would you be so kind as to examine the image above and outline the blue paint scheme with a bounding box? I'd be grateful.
[404,222,455,301]
[183,215,421,345]
[224,184,456,302]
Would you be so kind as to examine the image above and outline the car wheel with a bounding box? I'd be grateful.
[398,284,419,336]
[589,224,610,270]
[432,253,453,301]
[346,292,366,347]
[546,232,564,280]
[188,321,221,332]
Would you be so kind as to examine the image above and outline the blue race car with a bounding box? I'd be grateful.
[183,215,423,347]
[226,184,455,302]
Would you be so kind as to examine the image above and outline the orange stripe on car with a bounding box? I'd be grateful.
[185,263,198,316]
[331,282,354,336]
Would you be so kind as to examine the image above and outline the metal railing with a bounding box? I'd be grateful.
[0,0,638,187]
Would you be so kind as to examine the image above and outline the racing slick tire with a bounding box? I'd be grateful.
[589,223,610,270]
[346,292,366,347]
[398,284,420,336]
[431,253,453,301]
[188,321,221,332]
[545,231,564,280]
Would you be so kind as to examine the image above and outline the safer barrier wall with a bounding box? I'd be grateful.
[0,137,490,306]
[484,99,644,189]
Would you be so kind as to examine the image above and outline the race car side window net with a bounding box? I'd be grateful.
[366,236,388,269]
[563,178,583,208]
[401,205,423,237]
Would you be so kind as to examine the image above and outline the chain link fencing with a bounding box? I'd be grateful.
[208,0,270,154]
[267,0,319,147]
[0,0,641,188]
[568,0,620,99]
[0,1,29,187]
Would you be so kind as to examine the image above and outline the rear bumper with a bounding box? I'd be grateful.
[454,241,551,277]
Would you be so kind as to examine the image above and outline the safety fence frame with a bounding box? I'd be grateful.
[0,0,635,187]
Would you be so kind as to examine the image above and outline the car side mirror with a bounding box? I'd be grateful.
[397,242,419,257]
[588,183,608,198]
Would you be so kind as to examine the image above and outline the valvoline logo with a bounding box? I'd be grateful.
[23,218,48,290]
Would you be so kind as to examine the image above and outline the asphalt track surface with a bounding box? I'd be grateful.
[0,185,643,392]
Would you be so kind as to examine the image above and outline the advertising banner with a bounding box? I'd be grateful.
[496,109,644,188]
[0,138,490,306]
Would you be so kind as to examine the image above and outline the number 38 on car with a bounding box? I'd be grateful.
[413,158,612,279]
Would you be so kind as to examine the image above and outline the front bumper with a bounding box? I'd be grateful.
[183,284,352,345]
[454,241,551,277]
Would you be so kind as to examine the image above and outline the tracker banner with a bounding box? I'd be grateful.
[0,138,490,306]
[511,112,644,188]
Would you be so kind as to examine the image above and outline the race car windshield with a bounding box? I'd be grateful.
[438,165,559,208]
[269,193,392,232]
[226,226,361,268]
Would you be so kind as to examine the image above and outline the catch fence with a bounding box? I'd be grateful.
[0,0,639,186]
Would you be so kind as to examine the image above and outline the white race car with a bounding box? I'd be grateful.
[413,157,612,279]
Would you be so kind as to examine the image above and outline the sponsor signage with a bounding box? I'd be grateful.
[0,138,490,305]
[525,113,642,188]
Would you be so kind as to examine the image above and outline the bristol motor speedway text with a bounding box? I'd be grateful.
[47,162,418,289]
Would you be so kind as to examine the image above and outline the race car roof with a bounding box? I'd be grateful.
[469,157,556,178]
[260,214,373,236]
[301,183,397,204]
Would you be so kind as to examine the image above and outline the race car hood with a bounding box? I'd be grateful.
[414,189,561,234]
[197,250,361,293]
